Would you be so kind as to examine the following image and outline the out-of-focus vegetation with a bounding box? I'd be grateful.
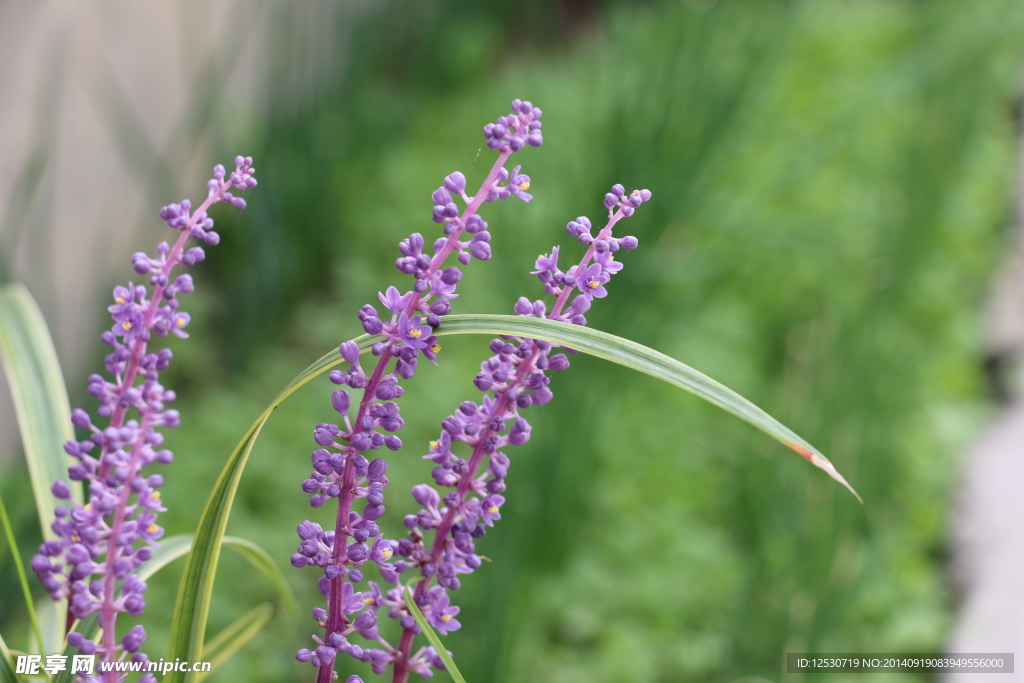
[4,0,1024,681]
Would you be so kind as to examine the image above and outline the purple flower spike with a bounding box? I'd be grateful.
[386,183,650,679]
[33,157,254,673]
[293,100,546,683]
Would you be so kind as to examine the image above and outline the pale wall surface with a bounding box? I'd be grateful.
[0,1,352,463]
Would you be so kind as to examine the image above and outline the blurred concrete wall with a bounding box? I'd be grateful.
[0,1,354,464]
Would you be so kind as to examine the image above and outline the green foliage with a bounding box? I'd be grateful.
[0,283,75,660]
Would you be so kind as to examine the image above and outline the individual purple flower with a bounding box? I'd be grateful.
[479,494,505,526]
[32,157,255,679]
[532,246,559,274]
[508,165,532,202]
[575,263,610,300]
[426,589,461,636]
[397,314,432,349]
[369,537,394,564]
[594,250,624,275]
[378,286,411,314]
[342,582,370,614]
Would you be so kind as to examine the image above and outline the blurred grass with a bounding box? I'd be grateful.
[4,0,1024,681]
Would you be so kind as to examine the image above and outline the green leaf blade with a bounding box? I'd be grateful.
[432,315,860,501]
[402,582,467,683]
[0,283,79,540]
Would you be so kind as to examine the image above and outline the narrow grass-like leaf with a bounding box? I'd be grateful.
[402,581,466,683]
[0,490,43,654]
[0,283,79,540]
[0,632,17,683]
[168,313,855,681]
[431,315,860,500]
[196,603,272,682]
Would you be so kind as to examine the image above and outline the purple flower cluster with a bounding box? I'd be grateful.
[30,157,255,681]
[386,184,649,682]
[290,101,543,683]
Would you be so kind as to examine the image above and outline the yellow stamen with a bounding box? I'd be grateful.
[381,547,393,560]
[518,181,530,191]
[486,505,499,514]
[152,491,161,500]
[608,255,615,261]
[122,321,133,331]
[83,503,92,512]
[430,343,441,354]
[440,614,452,623]
[115,297,125,304]
[363,597,375,606]
[147,524,159,534]
[408,329,422,339]
[175,318,186,327]
[430,440,439,450]
[587,280,599,288]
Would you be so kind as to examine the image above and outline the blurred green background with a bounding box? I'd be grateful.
[3,0,1024,681]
